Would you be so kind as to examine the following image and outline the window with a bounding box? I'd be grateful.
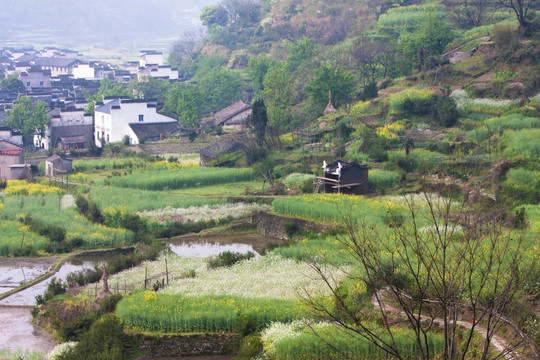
[101,115,104,125]
[139,114,144,122]
[26,82,30,86]
[40,81,44,86]
[106,134,109,142]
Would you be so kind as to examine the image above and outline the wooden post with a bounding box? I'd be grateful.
[116,282,119,294]
[165,258,169,286]
[125,280,127,294]
[144,266,148,290]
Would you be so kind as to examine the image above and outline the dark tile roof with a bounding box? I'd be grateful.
[0,139,23,152]
[33,57,82,68]
[95,98,120,114]
[15,54,38,63]
[214,100,252,126]
[129,122,185,140]
[324,160,368,174]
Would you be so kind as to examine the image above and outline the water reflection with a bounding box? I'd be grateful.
[167,241,258,257]
[0,259,99,306]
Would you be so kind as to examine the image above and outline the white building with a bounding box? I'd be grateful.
[94,98,182,147]
[72,63,96,79]
[139,51,163,67]
[138,65,179,80]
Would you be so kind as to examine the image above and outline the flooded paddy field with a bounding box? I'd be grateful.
[0,306,56,353]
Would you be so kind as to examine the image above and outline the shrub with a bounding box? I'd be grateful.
[282,173,316,192]
[389,88,437,115]
[207,251,255,269]
[60,314,125,360]
[235,335,263,360]
[236,313,258,336]
[433,96,458,127]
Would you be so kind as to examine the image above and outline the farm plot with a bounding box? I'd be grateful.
[109,167,254,191]
[1,194,133,247]
[89,186,225,213]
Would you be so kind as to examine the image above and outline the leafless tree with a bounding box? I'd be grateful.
[305,192,538,360]
[442,0,497,29]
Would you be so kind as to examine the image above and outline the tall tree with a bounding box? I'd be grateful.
[442,0,496,29]
[247,56,278,98]
[262,64,295,130]
[250,99,268,147]
[128,76,169,102]
[496,0,536,33]
[198,67,243,113]
[0,72,25,93]
[399,12,454,69]
[200,5,229,27]
[168,31,202,78]
[163,82,203,129]
[286,37,317,72]
[5,97,51,143]
[304,65,355,113]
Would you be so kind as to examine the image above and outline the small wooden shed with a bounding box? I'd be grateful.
[318,160,369,195]
[45,154,73,178]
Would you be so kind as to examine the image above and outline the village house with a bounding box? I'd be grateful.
[94,97,183,146]
[320,160,369,195]
[45,154,73,178]
[138,65,179,80]
[33,57,84,77]
[0,126,23,146]
[139,50,164,67]
[19,67,51,90]
[35,107,93,150]
[213,100,252,130]
[0,139,30,180]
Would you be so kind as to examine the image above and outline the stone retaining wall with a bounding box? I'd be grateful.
[252,211,333,240]
[132,333,239,357]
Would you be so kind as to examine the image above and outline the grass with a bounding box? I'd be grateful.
[368,169,401,190]
[0,349,45,360]
[0,219,49,255]
[170,180,263,196]
[506,168,540,189]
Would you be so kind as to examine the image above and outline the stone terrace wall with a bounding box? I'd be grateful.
[132,333,239,357]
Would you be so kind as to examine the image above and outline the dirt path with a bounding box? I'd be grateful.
[371,289,524,360]
[0,306,56,353]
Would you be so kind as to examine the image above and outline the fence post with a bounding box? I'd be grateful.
[144,266,147,290]
[165,258,169,286]
[125,280,127,295]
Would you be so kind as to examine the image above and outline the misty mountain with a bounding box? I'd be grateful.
[0,0,218,48]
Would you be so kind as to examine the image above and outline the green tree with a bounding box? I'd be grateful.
[128,76,169,102]
[262,64,295,130]
[0,72,25,93]
[399,12,454,69]
[432,95,458,127]
[200,5,229,27]
[247,56,278,98]
[286,37,317,72]
[5,97,51,143]
[168,32,201,78]
[304,65,355,113]
[250,99,268,147]
[193,55,227,82]
[97,77,129,99]
[199,67,243,113]
[163,82,203,129]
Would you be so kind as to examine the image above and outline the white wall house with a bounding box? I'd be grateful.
[94,98,179,147]
[138,65,179,80]
[139,51,163,67]
[72,63,96,79]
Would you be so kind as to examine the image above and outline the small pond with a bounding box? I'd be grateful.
[166,233,282,257]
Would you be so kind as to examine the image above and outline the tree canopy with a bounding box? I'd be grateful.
[5,97,51,142]
[199,67,243,113]
[0,72,25,93]
[304,65,355,114]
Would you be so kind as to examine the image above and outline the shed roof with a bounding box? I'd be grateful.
[214,101,252,126]
[34,57,82,68]
[129,121,185,140]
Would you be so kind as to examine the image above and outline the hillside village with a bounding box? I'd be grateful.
[0,0,540,359]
